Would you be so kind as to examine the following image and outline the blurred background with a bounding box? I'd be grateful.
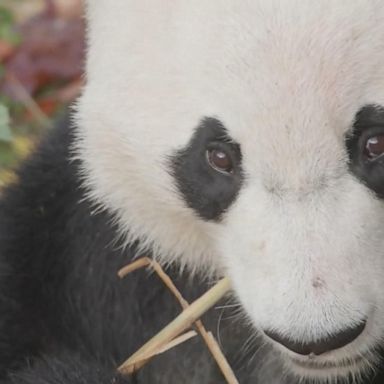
[0,0,84,187]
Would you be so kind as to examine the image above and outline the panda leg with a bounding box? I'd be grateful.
[6,353,134,384]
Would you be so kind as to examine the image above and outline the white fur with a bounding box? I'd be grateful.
[75,1,384,381]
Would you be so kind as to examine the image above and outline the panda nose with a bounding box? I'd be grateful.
[264,321,366,356]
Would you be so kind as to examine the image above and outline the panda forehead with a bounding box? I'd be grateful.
[87,2,384,107]
[84,1,384,158]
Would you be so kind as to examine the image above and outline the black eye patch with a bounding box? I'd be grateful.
[170,117,243,221]
[346,104,384,197]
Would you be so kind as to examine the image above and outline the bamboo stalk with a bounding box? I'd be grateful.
[118,257,151,278]
[204,331,240,384]
[154,330,197,355]
[118,277,231,375]
[150,260,189,308]
[118,259,238,383]
[148,261,239,384]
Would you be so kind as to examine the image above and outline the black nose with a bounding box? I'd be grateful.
[264,321,366,356]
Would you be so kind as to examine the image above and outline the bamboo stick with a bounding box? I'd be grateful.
[118,277,231,375]
[148,261,239,384]
[118,257,151,278]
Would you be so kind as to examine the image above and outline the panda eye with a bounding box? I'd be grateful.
[207,148,234,174]
[364,134,384,161]
[347,106,384,198]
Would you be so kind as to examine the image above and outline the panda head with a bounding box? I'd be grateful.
[75,1,384,381]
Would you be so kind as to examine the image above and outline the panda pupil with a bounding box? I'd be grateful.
[208,149,232,172]
[365,135,384,159]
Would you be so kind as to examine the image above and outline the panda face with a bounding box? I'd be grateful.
[77,1,384,381]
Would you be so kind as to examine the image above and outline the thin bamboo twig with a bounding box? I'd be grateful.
[124,330,198,370]
[118,257,152,278]
[148,260,239,384]
[205,331,240,384]
[192,321,239,384]
[117,258,238,383]
[118,277,231,375]
[153,330,197,355]
[149,260,189,308]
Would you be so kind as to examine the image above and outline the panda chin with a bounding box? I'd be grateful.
[277,344,379,383]
[261,322,381,383]
[285,354,375,383]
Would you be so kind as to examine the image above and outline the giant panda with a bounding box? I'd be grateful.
[1,1,384,383]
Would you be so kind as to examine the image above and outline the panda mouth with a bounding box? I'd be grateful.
[290,354,364,370]
[261,316,375,376]
[284,347,382,381]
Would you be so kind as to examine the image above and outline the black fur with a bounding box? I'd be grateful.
[7,353,131,384]
[171,117,243,221]
[1,117,384,383]
[347,104,384,197]
[0,117,265,383]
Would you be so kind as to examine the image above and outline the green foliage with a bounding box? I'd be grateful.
[0,6,20,45]
[0,104,12,143]
[0,6,13,25]
[0,143,14,168]
[0,104,14,170]
[0,64,4,80]
[0,2,84,185]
